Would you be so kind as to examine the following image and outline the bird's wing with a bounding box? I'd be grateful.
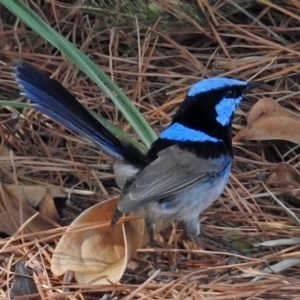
[118,145,231,213]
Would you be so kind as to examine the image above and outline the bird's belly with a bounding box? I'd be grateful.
[140,164,231,222]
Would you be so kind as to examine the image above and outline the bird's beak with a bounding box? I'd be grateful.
[245,81,263,93]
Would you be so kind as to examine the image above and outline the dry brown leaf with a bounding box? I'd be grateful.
[247,98,299,125]
[269,163,300,201]
[52,197,138,284]
[0,184,60,236]
[38,189,61,222]
[51,197,171,284]
[4,184,66,207]
[233,98,300,143]
[272,163,300,188]
[234,117,300,143]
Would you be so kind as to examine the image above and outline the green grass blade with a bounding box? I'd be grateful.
[0,0,157,147]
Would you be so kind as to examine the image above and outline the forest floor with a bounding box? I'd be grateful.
[1,1,300,299]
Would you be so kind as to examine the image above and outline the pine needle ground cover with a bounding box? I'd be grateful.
[1,1,300,299]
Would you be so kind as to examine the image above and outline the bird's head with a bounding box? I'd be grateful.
[169,77,258,143]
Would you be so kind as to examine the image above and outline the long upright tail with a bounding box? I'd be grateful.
[14,60,148,167]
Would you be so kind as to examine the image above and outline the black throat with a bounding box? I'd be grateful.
[172,90,235,143]
[147,138,232,162]
[147,88,242,161]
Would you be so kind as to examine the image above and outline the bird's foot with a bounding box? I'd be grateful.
[192,232,248,264]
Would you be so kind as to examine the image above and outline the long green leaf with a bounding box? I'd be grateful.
[0,0,157,147]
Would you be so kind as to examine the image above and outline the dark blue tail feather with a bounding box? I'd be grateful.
[14,60,149,166]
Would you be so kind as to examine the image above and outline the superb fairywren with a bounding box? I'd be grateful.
[14,61,258,252]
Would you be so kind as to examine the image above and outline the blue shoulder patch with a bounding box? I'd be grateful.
[188,77,247,97]
[160,122,220,143]
[215,96,243,126]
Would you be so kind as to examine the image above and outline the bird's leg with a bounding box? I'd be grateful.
[197,232,244,256]
[146,219,158,269]
[184,218,244,256]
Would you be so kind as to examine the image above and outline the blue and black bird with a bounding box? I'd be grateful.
[14,61,258,251]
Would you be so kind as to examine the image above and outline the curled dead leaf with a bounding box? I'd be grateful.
[246,98,299,125]
[272,163,300,188]
[4,184,66,207]
[3,184,65,228]
[51,197,170,284]
[233,98,300,143]
[269,163,300,201]
[234,117,300,143]
[51,197,140,284]
[38,189,61,222]
[0,184,60,236]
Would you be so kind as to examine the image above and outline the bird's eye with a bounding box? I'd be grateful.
[225,89,237,98]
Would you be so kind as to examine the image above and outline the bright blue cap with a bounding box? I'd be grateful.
[188,77,247,97]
